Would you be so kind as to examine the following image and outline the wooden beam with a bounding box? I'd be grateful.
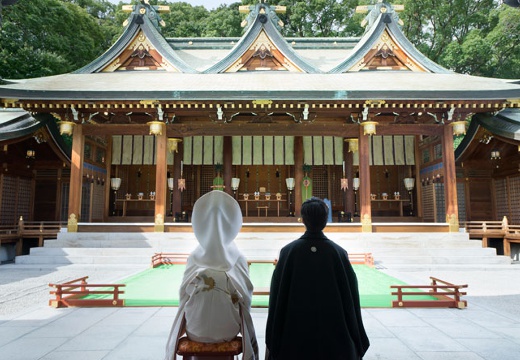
[154,131,167,231]
[79,121,443,137]
[294,137,303,217]
[223,136,233,197]
[443,125,458,231]
[359,126,372,231]
[68,124,84,230]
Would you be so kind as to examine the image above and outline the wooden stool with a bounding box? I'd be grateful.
[177,336,242,360]
[257,206,268,217]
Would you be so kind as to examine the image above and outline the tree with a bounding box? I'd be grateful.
[401,0,496,64]
[277,0,364,37]
[0,0,113,79]
[202,3,243,37]
[160,2,210,37]
[484,5,520,79]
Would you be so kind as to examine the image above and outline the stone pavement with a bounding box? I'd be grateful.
[1,263,520,360]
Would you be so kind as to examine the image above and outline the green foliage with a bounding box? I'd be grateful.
[484,6,520,79]
[202,3,243,37]
[1,0,519,81]
[401,0,496,63]
[0,0,118,79]
[278,0,364,37]
[161,2,210,37]
[397,0,520,79]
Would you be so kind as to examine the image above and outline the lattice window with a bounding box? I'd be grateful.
[80,183,91,222]
[61,183,69,221]
[457,182,466,223]
[19,178,31,220]
[508,176,520,224]
[1,176,16,224]
[435,183,445,222]
[91,183,105,221]
[494,178,508,221]
[421,184,435,222]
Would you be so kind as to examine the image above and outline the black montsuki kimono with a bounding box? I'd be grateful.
[265,231,370,360]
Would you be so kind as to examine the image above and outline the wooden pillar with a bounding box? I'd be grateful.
[154,130,167,232]
[103,136,113,221]
[358,126,372,232]
[294,136,303,217]
[413,135,423,218]
[171,142,182,217]
[344,143,354,218]
[67,124,84,232]
[223,136,233,196]
[443,125,459,231]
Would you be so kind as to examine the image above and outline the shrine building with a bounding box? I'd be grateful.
[1,0,520,240]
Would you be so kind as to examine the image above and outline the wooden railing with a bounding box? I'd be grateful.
[391,276,467,309]
[464,218,509,247]
[504,224,520,257]
[349,253,375,267]
[49,276,125,308]
[1,219,64,256]
[149,252,374,298]
[151,252,190,267]
[18,219,64,247]
[0,224,19,243]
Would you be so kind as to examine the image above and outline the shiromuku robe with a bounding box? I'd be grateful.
[164,191,258,360]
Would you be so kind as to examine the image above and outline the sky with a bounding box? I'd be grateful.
[108,1,237,10]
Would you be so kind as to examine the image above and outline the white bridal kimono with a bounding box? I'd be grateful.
[164,191,258,360]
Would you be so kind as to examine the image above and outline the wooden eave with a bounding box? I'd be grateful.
[456,109,520,162]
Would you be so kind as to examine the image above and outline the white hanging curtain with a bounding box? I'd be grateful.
[352,135,415,166]
[111,135,174,165]
[232,136,295,165]
[303,136,344,165]
[183,136,224,165]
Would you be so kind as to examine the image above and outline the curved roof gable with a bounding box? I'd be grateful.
[204,2,320,74]
[74,2,197,74]
[329,1,450,74]
[473,109,520,141]
[0,108,44,141]
[455,109,520,160]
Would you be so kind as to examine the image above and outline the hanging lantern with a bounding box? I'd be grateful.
[285,178,295,191]
[340,178,348,191]
[178,178,186,192]
[168,138,182,153]
[231,177,241,191]
[450,121,466,136]
[345,138,358,153]
[110,177,122,191]
[147,121,164,136]
[403,178,415,191]
[59,121,75,136]
[361,121,378,136]
[26,149,36,159]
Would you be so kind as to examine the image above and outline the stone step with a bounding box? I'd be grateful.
[18,235,507,266]
[375,255,511,265]
[15,255,151,265]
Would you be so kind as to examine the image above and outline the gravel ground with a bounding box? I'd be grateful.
[0,264,146,317]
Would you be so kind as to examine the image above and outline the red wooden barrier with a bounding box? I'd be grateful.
[391,276,467,309]
[49,276,125,308]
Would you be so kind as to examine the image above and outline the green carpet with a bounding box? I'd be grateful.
[83,264,437,308]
